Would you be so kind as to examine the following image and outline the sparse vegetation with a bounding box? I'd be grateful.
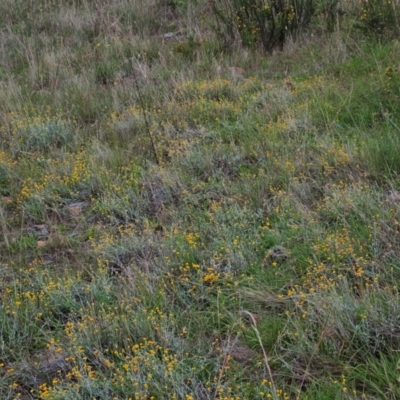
[1,1,400,399]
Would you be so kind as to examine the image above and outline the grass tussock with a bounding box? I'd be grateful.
[1,0,400,399]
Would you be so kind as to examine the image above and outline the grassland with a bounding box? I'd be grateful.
[1,1,400,399]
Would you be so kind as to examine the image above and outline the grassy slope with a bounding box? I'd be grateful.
[1,1,400,399]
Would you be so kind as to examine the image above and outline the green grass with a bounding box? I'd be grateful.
[1,1,400,399]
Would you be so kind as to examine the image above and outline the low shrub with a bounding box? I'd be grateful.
[212,0,317,52]
[6,113,73,154]
[356,0,400,37]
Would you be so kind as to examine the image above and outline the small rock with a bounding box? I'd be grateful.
[163,31,184,40]
[66,201,88,218]
[33,224,49,237]
[163,32,175,39]
[114,70,127,80]
[37,240,47,248]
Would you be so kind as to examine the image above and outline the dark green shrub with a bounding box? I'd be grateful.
[316,0,341,31]
[173,36,202,60]
[356,0,400,37]
[95,62,117,85]
[212,0,316,52]
[0,165,10,195]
